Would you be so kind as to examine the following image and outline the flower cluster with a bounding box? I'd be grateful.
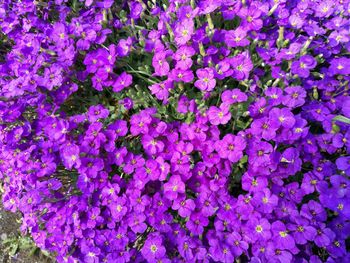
[0,0,350,262]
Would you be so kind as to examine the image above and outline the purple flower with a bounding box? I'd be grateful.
[342,98,350,118]
[174,19,194,46]
[40,65,63,91]
[61,144,81,170]
[279,148,302,176]
[113,72,132,92]
[289,14,304,29]
[330,175,350,198]
[172,196,195,218]
[76,28,97,50]
[214,60,232,80]
[329,58,350,76]
[291,55,317,78]
[242,172,268,193]
[80,157,104,178]
[110,196,128,222]
[227,232,249,257]
[83,246,101,263]
[88,105,109,122]
[207,104,231,125]
[240,5,263,31]
[152,51,170,76]
[225,27,250,48]
[269,108,296,128]
[163,175,185,200]
[177,95,196,114]
[86,207,103,229]
[194,68,216,91]
[265,243,292,263]
[174,46,195,70]
[336,156,350,174]
[186,212,209,236]
[215,134,246,163]
[300,200,327,222]
[129,1,143,19]
[3,1,350,262]
[149,80,172,103]
[246,217,271,242]
[116,37,132,57]
[142,135,164,155]
[271,221,296,250]
[91,75,104,91]
[141,233,166,260]
[314,223,336,248]
[130,112,152,135]
[247,141,273,167]
[251,117,279,141]
[169,69,194,83]
[127,213,147,234]
[221,89,248,105]
[314,1,334,17]
[288,216,316,245]
[283,86,307,108]
[252,188,278,213]
[119,97,133,110]
[230,53,253,80]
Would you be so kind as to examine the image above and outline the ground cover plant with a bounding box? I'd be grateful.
[0,0,350,262]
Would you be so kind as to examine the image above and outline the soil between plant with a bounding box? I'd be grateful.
[0,202,54,263]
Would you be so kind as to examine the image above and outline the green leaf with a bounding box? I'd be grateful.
[239,155,248,164]
[9,243,19,256]
[333,115,350,124]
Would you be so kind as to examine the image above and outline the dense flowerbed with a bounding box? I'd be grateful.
[1,0,350,262]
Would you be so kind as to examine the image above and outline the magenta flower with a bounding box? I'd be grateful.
[152,51,170,76]
[215,134,246,163]
[221,89,248,105]
[186,212,209,236]
[174,19,194,46]
[251,117,279,141]
[172,196,195,218]
[142,134,164,155]
[113,72,132,92]
[169,69,194,83]
[164,175,185,200]
[230,53,253,80]
[61,144,81,170]
[207,104,231,125]
[174,46,195,70]
[130,112,152,135]
[87,105,109,122]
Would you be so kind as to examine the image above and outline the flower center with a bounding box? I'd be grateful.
[279,231,287,238]
[255,225,263,233]
[150,245,158,253]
